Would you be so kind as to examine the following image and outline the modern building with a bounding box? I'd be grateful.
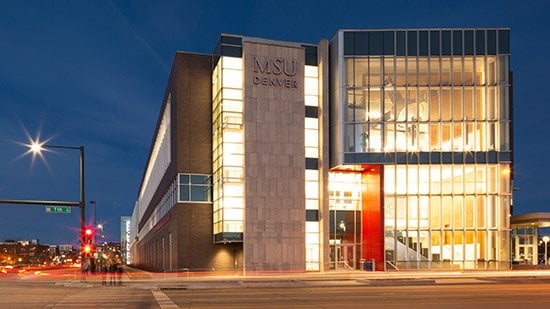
[510,212,550,266]
[130,28,512,272]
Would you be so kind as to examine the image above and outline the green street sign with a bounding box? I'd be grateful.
[45,206,72,214]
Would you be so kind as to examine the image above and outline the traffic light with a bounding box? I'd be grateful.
[85,228,93,237]
[81,227,95,255]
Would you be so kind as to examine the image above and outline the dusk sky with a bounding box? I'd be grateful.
[1,0,549,245]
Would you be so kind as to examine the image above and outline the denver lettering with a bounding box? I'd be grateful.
[253,75,298,88]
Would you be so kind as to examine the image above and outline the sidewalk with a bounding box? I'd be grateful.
[121,266,550,289]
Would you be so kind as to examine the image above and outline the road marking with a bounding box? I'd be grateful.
[151,289,179,308]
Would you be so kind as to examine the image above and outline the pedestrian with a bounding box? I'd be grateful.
[109,261,116,286]
[101,261,108,286]
[90,257,96,274]
[116,262,123,286]
[85,257,92,275]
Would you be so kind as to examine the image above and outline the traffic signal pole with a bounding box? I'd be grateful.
[79,146,86,273]
[0,200,79,207]
[0,144,87,272]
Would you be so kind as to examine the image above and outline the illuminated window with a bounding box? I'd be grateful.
[305,64,320,271]
[212,56,244,242]
[383,164,510,267]
[343,53,508,154]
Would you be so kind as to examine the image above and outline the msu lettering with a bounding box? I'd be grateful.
[252,56,299,89]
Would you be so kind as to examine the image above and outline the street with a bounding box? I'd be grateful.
[1,268,550,308]
[164,284,550,308]
[1,281,550,308]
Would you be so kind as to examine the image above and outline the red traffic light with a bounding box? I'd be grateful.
[82,228,95,255]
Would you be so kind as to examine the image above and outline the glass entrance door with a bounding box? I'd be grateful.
[333,244,356,269]
[513,227,537,265]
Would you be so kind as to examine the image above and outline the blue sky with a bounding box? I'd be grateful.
[0,0,549,245]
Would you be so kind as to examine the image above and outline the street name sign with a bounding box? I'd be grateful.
[45,206,71,214]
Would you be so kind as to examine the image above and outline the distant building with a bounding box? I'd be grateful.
[58,244,74,255]
[130,28,512,272]
[48,245,58,257]
[120,216,132,265]
[0,240,50,265]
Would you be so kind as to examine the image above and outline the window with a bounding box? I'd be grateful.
[396,31,406,56]
[453,30,462,55]
[179,173,212,202]
[430,30,440,55]
[370,31,383,55]
[441,31,451,55]
[498,30,510,54]
[407,31,417,56]
[464,30,474,55]
[487,30,497,55]
[419,31,428,56]
[475,30,485,55]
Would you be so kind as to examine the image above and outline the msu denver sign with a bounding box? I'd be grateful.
[252,56,299,89]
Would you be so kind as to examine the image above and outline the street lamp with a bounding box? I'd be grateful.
[29,142,86,271]
[543,236,549,265]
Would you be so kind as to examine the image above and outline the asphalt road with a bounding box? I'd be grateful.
[1,281,550,308]
[2,268,550,308]
[163,283,550,309]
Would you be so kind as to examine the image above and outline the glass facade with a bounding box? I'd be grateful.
[139,177,178,240]
[344,50,510,154]
[304,63,321,271]
[212,55,245,243]
[384,164,510,269]
[330,29,512,270]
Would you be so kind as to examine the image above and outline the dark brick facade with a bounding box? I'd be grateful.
[135,52,242,272]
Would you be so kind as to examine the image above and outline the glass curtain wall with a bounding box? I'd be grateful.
[384,164,510,269]
[212,56,245,243]
[345,55,509,153]
[305,65,321,271]
[340,29,511,270]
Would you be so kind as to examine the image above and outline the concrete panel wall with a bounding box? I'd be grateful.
[317,40,331,271]
[242,41,306,271]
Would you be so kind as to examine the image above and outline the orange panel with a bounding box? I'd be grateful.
[361,164,384,271]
